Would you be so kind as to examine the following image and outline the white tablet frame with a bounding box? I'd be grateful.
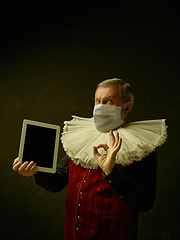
[18,119,60,173]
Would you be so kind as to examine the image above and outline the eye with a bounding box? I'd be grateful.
[107,99,113,103]
[95,99,100,104]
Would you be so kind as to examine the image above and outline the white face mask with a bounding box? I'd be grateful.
[93,104,124,132]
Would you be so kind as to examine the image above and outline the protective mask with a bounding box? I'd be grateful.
[93,104,124,132]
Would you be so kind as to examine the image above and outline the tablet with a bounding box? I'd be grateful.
[18,119,60,173]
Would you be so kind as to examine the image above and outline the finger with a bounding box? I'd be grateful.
[13,157,19,166]
[18,161,29,173]
[93,146,101,157]
[13,161,22,171]
[25,161,36,171]
[114,132,120,147]
[30,164,37,173]
[110,131,116,146]
[13,158,19,166]
[115,137,122,152]
[118,138,122,150]
[25,162,37,175]
[95,144,109,151]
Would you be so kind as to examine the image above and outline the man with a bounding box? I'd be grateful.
[13,78,167,239]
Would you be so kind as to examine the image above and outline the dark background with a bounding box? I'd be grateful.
[0,1,179,239]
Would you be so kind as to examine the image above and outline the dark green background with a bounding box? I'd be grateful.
[0,1,179,239]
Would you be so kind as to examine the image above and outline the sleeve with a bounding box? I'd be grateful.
[34,154,70,192]
[104,151,157,212]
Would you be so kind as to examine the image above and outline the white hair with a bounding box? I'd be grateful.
[96,78,134,105]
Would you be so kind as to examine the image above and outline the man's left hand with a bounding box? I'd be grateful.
[93,131,122,176]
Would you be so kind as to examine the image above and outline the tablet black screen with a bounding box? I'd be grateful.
[22,124,56,168]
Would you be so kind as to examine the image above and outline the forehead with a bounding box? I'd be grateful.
[95,84,120,98]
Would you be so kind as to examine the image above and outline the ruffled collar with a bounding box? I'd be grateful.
[61,116,168,169]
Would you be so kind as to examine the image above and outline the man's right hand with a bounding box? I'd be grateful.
[13,158,38,177]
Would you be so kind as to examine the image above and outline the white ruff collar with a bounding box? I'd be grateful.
[61,116,168,169]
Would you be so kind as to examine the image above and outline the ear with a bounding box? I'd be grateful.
[124,101,132,115]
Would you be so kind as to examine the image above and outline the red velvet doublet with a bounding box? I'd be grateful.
[64,160,132,240]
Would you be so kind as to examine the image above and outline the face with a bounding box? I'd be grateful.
[94,84,132,120]
[94,84,123,106]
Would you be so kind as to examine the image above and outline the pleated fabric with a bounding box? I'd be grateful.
[61,116,167,169]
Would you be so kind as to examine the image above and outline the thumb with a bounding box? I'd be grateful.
[93,146,101,157]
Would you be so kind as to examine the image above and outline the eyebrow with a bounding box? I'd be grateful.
[95,95,113,100]
[106,95,113,99]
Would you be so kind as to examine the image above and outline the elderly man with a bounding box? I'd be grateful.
[13,78,167,240]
